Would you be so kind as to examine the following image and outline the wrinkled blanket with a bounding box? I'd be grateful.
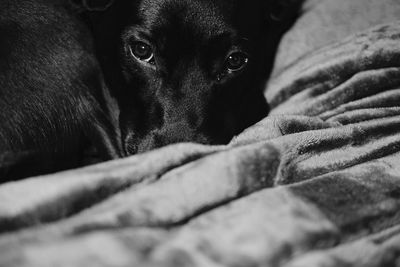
[2,0,400,266]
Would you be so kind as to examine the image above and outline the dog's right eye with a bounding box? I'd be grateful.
[129,41,154,64]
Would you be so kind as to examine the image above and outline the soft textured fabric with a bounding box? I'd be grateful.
[2,0,400,266]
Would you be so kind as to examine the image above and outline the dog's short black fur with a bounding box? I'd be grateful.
[88,0,298,154]
[0,0,122,181]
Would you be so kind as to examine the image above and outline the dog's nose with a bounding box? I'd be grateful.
[123,131,139,155]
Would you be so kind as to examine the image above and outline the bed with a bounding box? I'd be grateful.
[1,0,400,266]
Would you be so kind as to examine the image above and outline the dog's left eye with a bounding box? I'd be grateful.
[129,41,154,64]
[225,52,248,72]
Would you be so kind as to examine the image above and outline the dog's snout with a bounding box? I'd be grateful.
[124,121,211,154]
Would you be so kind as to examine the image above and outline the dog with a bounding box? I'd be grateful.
[0,0,297,180]
[0,0,122,181]
[85,0,298,155]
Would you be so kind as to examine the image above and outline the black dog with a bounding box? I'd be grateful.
[0,0,297,180]
[87,0,297,154]
[0,0,122,181]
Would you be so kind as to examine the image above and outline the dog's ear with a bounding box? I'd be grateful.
[69,0,115,12]
[266,0,302,22]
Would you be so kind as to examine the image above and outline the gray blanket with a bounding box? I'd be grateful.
[1,0,400,266]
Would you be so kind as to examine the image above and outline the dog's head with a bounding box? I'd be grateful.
[89,0,296,155]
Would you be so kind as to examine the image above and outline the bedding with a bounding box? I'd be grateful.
[1,0,400,266]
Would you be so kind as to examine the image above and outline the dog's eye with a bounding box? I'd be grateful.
[225,52,248,72]
[129,41,154,63]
